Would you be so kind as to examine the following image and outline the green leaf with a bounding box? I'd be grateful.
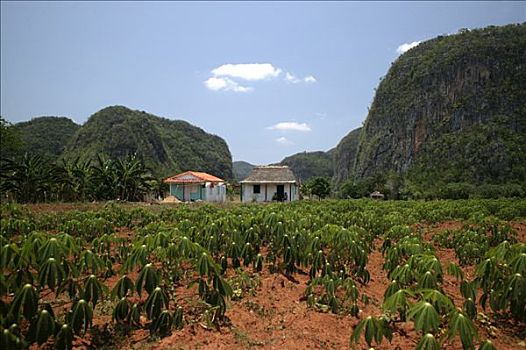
[70,299,93,335]
[9,284,38,321]
[111,275,134,300]
[30,309,55,345]
[447,312,478,350]
[418,271,438,289]
[38,257,65,291]
[82,275,106,309]
[382,289,412,320]
[416,333,440,350]
[112,298,130,324]
[173,306,184,330]
[447,262,465,280]
[55,323,74,350]
[144,287,169,321]
[128,303,141,327]
[150,310,173,337]
[407,301,440,334]
[478,340,496,350]
[463,298,477,319]
[213,275,233,298]
[349,315,391,348]
[135,263,159,297]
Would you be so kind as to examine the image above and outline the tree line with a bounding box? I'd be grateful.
[1,117,163,203]
[0,153,158,203]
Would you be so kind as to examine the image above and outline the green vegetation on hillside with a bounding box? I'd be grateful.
[63,106,233,180]
[279,151,334,182]
[232,161,255,181]
[0,117,23,159]
[14,117,80,160]
[335,23,526,199]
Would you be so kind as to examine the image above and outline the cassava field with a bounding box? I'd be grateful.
[1,199,525,350]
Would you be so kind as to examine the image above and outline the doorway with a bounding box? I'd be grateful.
[276,185,285,201]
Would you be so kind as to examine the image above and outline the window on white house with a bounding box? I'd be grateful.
[253,185,261,194]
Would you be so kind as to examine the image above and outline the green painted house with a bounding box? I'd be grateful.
[163,171,226,202]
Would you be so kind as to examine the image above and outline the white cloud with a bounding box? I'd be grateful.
[285,72,301,84]
[304,75,317,83]
[211,63,282,81]
[204,77,252,93]
[276,137,293,145]
[267,122,311,132]
[284,72,317,84]
[205,63,316,92]
[396,41,421,54]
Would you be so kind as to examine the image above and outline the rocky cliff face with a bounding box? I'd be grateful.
[333,127,361,185]
[336,24,526,187]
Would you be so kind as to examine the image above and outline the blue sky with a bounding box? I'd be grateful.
[1,2,524,164]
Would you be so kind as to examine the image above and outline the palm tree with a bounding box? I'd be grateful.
[0,153,58,203]
[114,154,154,201]
[59,157,92,201]
[90,154,118,201]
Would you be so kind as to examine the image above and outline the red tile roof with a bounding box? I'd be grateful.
[163,171,224,184]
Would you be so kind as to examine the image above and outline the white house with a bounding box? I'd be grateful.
[163,171,226,203]
[240,166,299,203]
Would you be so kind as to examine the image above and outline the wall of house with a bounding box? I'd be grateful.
[170,183,226,202]
[204,183,226,202]
[241,183,298,203]
[170,184,202,201]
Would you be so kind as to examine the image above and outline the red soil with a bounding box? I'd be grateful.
[23,217,526,350]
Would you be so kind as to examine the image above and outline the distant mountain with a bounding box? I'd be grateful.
[334,23,526,197]
[62,106,233,179]
[278,151,334,182]
[14,117,80,160]
[233,161,255,181]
